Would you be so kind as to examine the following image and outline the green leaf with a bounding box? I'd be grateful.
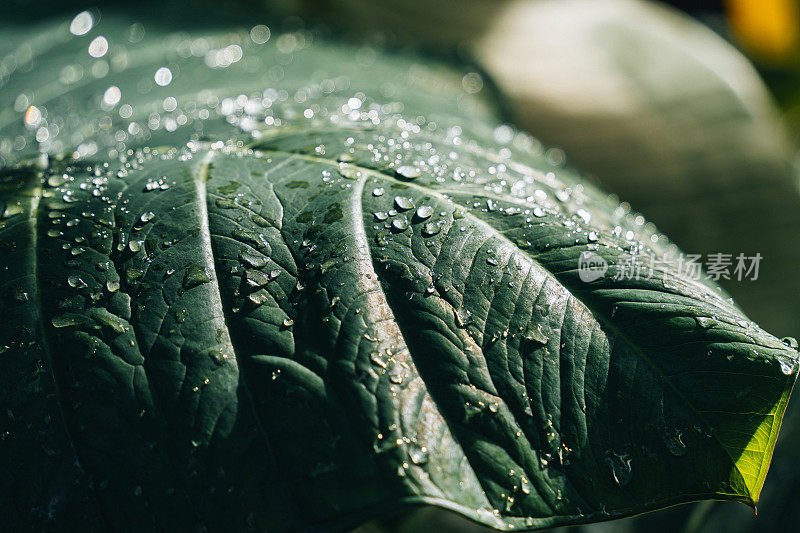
[0,9,797,532]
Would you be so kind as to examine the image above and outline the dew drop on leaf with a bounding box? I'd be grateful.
[664,431,687,457]
[391,217,409,232]
[408,442,429,465]
[605,453,632,486]
[782,337,798,350]
[394,196,413,211]
[183,264,211,288]
[421,221,441,237]
[395,165,420,180]
[414,205,433,220]
[239,249,268,268]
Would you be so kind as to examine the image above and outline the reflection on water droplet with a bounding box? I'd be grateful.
[414,205,433,220]
[455,308,472,327]
[239,249,268,268]
[183,264,211,288]
[421,222,441,237]
[52,314,83,328]
[523,323,548,345]
[664,430,686,457]
[102,86,121,106]
[391,217,409,232]
[249,290,269,305]
[88,36,108,58]
[24,106,41,127]
[394,196,413,211]
[10,284,28,302]
[782,337,798,350]
[67,275,87,289]
[250,24,271,44]
[338,164,359,180]
[408,442,429,465]
[605,452,632,486]
[154,67,173,86]
[395,166,420,180]
[70,11,93,36]
[695,317,717,329]
[588,231,599,242]
[372,187,384,197]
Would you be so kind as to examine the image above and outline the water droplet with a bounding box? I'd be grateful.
[408,442,429,465]
[395,166,420,180]
[414,205,433,221]
[664,431,686,457]
[394,196,413,211]
[391,217,409,232]
[695,317,717,329]
[372,187,384,197]
[455,308,472,328]
[154,67,173,86]
[282,318,294,328]
[140,211,155,223]
[88,35,109,58]
[24,105,42,127]
[523,323,548,345]
[782,337,798,350]
[52,314,83,328]
[10,284,28,302]
[338,164,359,180]
[67,275,87,289]
[533,207,546,218]
[781,360,795,375]
[209,349,228,365]
[250,24,271,44]
[70,11,93,36]
[183,264,211,288]
[239,249,268,268]
[588,231,599,242]
[102,86,122,106]
[245,269,269,287]
[92,310,127,333]
[106,280,120,292]
[421,221,441,237]
[249,290,269,305]
[606,453,632,486]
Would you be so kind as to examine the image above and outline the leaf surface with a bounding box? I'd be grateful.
[0,10,797,532]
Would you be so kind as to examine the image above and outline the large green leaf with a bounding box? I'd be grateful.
[0,8,797,532]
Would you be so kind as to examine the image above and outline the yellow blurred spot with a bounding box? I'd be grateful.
[726,0,799,63]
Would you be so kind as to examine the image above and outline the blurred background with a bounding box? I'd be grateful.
[4,0,800,531]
